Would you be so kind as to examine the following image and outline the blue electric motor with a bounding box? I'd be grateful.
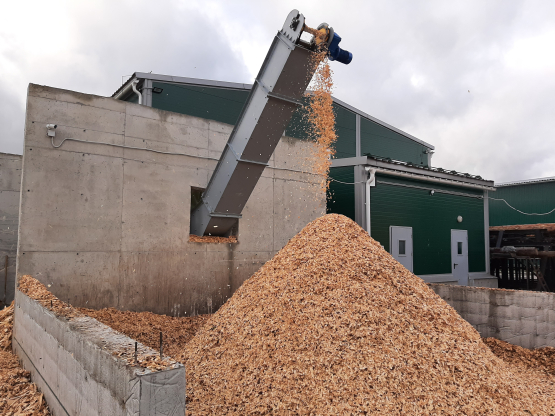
[328,32,352,64]
[315,23,352,65]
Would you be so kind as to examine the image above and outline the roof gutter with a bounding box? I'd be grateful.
[113,76,141,101]
[373,167,496,191]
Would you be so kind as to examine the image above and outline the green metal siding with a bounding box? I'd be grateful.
[147,82,423,164]
[327,167,355,221]
[151,82,311,141]
[152,82,249,126]
[370,174,485,275]
[284,96,311,141]
[122,93,139,104]
[332,104,356,159]
[490,181,555,226]
[360,117,429,166]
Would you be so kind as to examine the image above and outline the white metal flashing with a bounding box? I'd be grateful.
[495,176,555,187]
[419,272,494,284]
[331,156,495,190]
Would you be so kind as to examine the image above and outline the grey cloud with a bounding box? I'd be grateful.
[0,81,25,155]
[2,0,555,183]
[0,0,250,156]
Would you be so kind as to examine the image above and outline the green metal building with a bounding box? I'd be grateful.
[114,72,496,287]
[490,177,555,226]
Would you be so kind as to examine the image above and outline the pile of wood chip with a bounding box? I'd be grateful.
[189,235,238,244]
[490,223,555,232]
[0,302,14,351]
[19,275,81,318]
[80,307,210,360]
[1,303,51,415]
[180,214,555,415]
[18,275,178,372]
[485,337,555,376]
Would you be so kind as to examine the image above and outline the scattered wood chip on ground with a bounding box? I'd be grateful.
[80,307,210,360]
[1,302,51,415]
[189,235,238,244]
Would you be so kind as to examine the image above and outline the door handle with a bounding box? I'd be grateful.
[453,263,458,268]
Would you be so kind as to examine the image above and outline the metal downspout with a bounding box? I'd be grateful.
[365,167,376,236]
[131,80,142,105]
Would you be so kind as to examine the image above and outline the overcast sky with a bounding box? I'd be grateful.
[1,0,554,183]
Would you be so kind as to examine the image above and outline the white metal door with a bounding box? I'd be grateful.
[390,226,413,272]
[451,229,469,285]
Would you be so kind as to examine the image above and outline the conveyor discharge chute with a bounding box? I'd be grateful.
[190,9,352,237]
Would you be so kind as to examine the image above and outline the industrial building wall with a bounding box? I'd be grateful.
[328,168,487,277]
[327,166,355,220]
[142,81,429,165]
[359,117,428,165]
[371,174,486,275]
[17,84,324,316]
[0,153,21,307]
[490,181,555,226]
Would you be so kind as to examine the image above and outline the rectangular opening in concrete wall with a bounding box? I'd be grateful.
[189,186,239,242]
[190,187,204,213]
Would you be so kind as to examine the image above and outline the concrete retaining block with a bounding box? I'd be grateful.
[13,290,185,416]
[430,283,555,349]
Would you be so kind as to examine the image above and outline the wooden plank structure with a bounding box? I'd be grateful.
[490,223,555,291]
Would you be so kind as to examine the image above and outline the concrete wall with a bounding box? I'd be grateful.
[17,84,325,316]
[419,273,498,288]
[430,283,555,349]
[0,152,21,307]
[14,289,185,416]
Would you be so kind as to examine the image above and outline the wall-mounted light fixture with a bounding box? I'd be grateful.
[457,216,463,223]
[430,190,435,196]
[46,124,57,137]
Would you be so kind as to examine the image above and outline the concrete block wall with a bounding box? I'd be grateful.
[17,84,325,316]
[430,283,555,349]
[0,152,22,307]
[13,289,186,416]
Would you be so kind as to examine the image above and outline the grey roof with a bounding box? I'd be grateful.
[496,176,555,187]
[113,72,435,150]
[332,155,495,189]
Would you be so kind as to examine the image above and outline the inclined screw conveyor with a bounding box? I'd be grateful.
[190,9,352,237]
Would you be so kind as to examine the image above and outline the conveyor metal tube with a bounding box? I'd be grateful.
[190,10,319,236]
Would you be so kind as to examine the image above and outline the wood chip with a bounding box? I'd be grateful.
[189,235,238,244]
[17,275,177,372]
[8,215,555,414]
[179,214,555,415]
[1,303,51,415]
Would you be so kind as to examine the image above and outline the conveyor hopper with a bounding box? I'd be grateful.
[190,9,352,236]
